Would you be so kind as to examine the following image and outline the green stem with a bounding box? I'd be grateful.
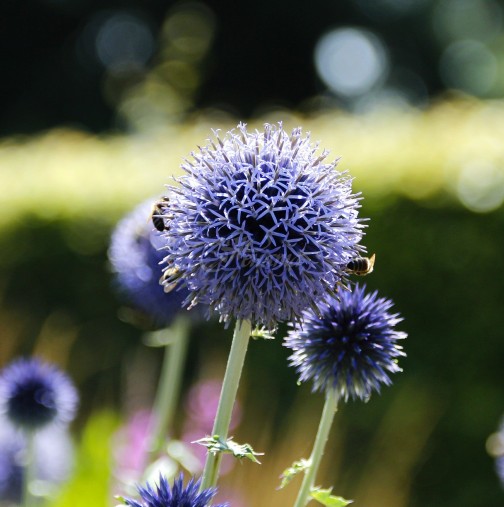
[148,317,190,456]
[199,319,252,491]
[23,431,35,507]
[293,388,339,507]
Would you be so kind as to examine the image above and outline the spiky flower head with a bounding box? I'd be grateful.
[160,123,364,328]
[109,199,191,329]
[0,358,78,431]
[123,474,227,507]
[284,284,406,401]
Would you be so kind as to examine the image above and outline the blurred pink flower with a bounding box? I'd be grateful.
[113,410,152,483]
[182,379,241,475]
[184,380,241,432]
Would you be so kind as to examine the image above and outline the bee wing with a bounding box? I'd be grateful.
[368,253,376,273]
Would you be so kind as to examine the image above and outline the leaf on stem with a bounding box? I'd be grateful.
[250,326,276,340]
[193,435,264,463]
[277,458,311,489]
[310,487,353,506]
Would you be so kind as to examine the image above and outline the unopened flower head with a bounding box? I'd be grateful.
[123,474,228,507]
[160,123,364,328]
[0,358,78,431]
[284,284,406,401]
[109,200,190,328]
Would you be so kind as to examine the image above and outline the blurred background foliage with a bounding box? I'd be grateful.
[1,0,504,506]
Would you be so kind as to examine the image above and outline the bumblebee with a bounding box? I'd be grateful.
[160,266,182,293]
[346,253,375,276]
[151,197,170,232]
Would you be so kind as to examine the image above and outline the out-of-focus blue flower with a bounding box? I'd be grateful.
[109,199,191,329]
[160,123,364,328]
[497,456,504,488]
[0,422,74,503]
[284,284,406,401]
[123,474,227,507]
[0,358,78,431]
[488,416,504,488]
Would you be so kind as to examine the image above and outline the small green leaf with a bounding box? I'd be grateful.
[277,458,311,489]
[310,487,353,506]
[193,435,228,454]
[250,326,276,340]
[193,435,263,463]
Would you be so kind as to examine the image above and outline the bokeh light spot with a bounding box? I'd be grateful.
[162,3,216,60]
[96,12,155,71]
[433,0,503,43]
[314,27,389,98]
[457,160,504,212]
[439,40,497,96]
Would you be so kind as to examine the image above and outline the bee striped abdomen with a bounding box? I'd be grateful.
[346,253,376,276]
[151,197,170,232]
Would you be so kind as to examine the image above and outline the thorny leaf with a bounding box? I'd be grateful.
[277,458,311,489]
[193,435,264,464]
[310,487,353,506]
[250,326,276,340]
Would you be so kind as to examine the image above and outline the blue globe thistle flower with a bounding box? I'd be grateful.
[284,284,406,401]
[109,199,191,329]
[123,474,228,507]
[488,416,504,488]
[160,123,364,328]
[0,424,74,503]
[0,358,78,431]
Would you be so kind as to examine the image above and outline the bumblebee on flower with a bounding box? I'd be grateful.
[108,199,191,330]
[159,122,365,329]
[151,122,368,492]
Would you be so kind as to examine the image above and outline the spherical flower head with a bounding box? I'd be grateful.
[161,123,364,328]
[0,358,78,431]
[123,474,228,507]
[284,284,406,401]
[109,199,191,329]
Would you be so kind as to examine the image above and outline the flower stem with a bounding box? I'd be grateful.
[148,317,190,456]
[200,319,252,491]
[293,388,339,507]
[22,431,35,507]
